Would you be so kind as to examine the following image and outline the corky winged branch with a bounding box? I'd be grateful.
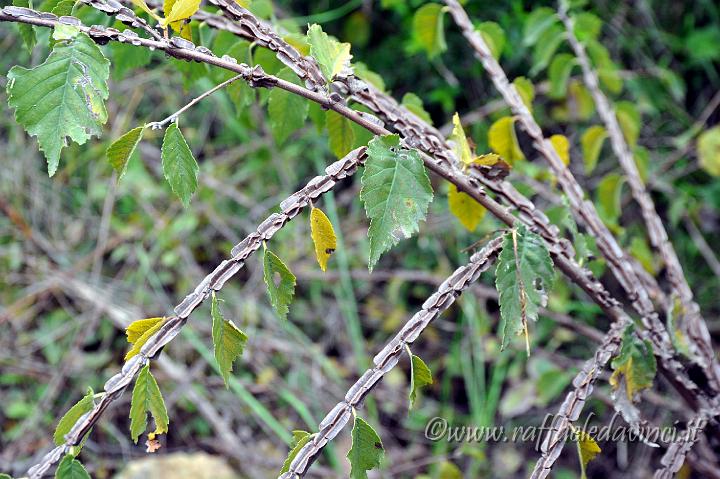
[0,1,717,478]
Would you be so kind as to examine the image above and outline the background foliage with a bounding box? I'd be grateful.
[1,0,719,477]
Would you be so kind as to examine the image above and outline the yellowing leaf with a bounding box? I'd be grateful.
[581,125,607,174]
[574,429,601,479]
[284,33,310,56]
[473,153,502,166]
[161,0,200,27]
[280,430,312,474]
[478,21,505,60]
[129,364,169,443]
[409,354,433,410]
[132,0,162,22]
[596,173,625,227]
[310,207,337,271]
[513,76,535,112]
[125,317,167,360]
[488,116,524,165]
[550,134,570,166]
[211,292,248,388]
[448,184,486,231]
[307,24,352,82]
[609,326,656,400]
[413,3,447,58]
[449,112,473,165]
[698,126,720,176]
[616,101,640,148]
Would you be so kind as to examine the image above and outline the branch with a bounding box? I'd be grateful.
[276,236,504,479]
[530,319,627,478]
[18,142,367,478]
[654,407,718,479]
[441,0,718,398]
[557,3,720,391]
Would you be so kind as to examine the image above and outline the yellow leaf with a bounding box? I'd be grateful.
[472,153,501,166]
[125,317,168,360]
[131,0,162,22]
[448,184,486,231]
[574,428,601,479]
[310,207,337,271]
[161,0,201,27]
[513,76,535,112]
[488,116,525,165]
[126,317,165,344]
[234,0,250,7]
[550,134,570,166]
[449,112,473,165]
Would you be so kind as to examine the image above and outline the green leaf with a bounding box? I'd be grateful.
[109,42,152,80]
[413,3,447,58]
[280,430,312,474]
[307,24,352,82]
[581,125,607,174]
[262,247,296,320]
[573,12,602,42]
[596,173,625,226]
[0,473,13,479]
[488,116,525,165]
[586,40,622,93]
[129,364,169,443]
[531,23,565,76]
[6,30,110,176]
[14,0,36,52]
[409,354,433,410]
[513,76,535,112]
[53,388,94,445]
[523,7,557,46]
[161,0,200,27]
[107,126,146,180]
[478,21,505,60]
[55,455,90,479]
[629,235,656,274]
[698,126,720,176]
[360,134,433,271]
[495,225,554,353]
[268,68,309,145]
[448,183,485,231]
[125,317,168,360]
[549,53,576,99]
[354,62,385,92]
[211,292,248,388]
[50,0,74,16]
[401,93,432,125]
[326,110,355,158]
[610,326,656,400]
[347,416,384,479]
[161,123,199,207]
[574,429,601,479]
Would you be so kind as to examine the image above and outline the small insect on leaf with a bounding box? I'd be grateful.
[347,416,384,479]
[53,388,95,446]
[55,455,90,479]
[573,427,601,479]
[263,246,296,320]
[125,317,167,360]
[409,354,433,410]
[310,207,337,271]
[129,364,169,444]
[211,292,248,388]
[279,430,312,474]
